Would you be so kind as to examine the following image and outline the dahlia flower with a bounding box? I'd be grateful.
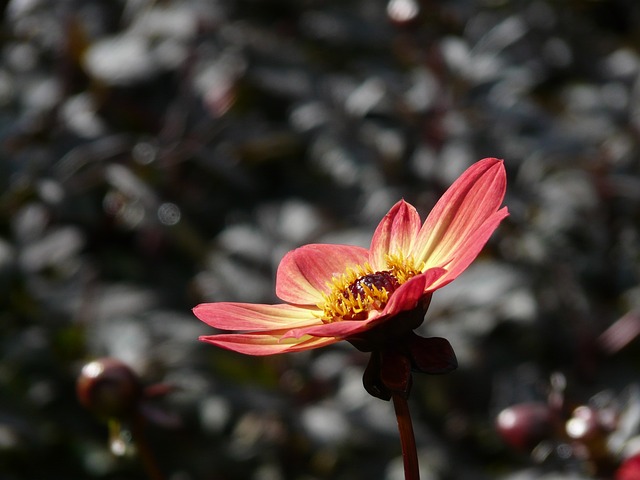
[193,158,508,359]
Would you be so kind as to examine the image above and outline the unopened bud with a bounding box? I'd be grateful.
[496,402,554,451]
[76,358,142,419]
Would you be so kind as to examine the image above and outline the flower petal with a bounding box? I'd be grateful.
[369,200,421,270]
[412,158,507,271]
[280,316,384,340]
[428,207,509,289]
[193,302,322,332]
[275,244,369,304]
[407,333,458,374]
[199,330,340,355]
[381,267,446,315]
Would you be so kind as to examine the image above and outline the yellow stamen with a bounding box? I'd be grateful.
[317,253,423,323]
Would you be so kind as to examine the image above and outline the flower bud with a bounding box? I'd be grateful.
[76,358,142,420]
[496,402,554,451]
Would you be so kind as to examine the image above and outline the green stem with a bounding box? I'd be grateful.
[392,392,420,480]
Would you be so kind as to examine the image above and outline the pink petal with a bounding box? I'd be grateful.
[280,316,384,340]
[428,207,509,289]
[275,244,369,305]
[412,158,508,272]
[369,200,421,270]
[199,330,339,355]
[193,302,321,331]
[381,268,446,315]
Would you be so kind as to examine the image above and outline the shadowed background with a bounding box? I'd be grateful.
[1,0,640,479]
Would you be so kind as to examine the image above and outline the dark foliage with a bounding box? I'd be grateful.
[2,1,640,479]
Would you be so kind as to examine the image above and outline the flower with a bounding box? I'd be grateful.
[193,158,508,357]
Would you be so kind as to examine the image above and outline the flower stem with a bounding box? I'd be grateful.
[392,392,420,480]
[131,414,167,480]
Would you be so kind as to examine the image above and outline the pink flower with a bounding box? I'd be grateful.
[193,158,508,356]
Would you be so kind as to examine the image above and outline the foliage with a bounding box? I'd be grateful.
[1,0,640,479]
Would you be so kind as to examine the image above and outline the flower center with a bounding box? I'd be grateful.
[347,271,400,300]
[318,254,421,322]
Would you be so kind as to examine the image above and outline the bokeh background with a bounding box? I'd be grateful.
[2,0,640,479]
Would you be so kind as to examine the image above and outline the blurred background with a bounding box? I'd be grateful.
[2,0,640,479]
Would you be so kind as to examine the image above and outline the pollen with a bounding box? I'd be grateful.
[318,253,422,322]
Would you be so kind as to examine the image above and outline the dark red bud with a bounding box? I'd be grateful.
[76,358,142,420]
[496,402,554,451]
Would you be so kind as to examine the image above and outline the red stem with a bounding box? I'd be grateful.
[392,392,420,480]
[131,414,167,480]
